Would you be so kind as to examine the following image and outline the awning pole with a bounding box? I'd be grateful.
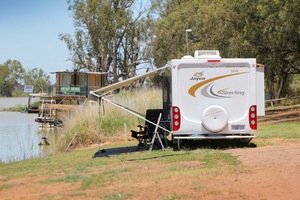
[93,96,106,158]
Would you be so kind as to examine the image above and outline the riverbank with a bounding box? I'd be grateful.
[1,122,300,199]
[0,137,299,199]
[0,105,27,112]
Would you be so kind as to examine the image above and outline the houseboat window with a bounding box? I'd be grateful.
[79,74,87,87]
[62,74,71,86]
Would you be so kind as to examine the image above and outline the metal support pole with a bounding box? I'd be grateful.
[93,96,106,157]
[186,29,192,55]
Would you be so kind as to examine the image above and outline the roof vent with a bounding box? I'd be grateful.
[194,50,221,59]
[181,55,194,60]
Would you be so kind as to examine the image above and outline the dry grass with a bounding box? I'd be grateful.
[53,88,162,152]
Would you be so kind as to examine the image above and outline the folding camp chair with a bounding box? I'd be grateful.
[131,109,163,150]
[149,113,165,151]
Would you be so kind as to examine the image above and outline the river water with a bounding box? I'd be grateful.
[0,97,52,163]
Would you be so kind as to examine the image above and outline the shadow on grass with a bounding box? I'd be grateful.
[178,139,257,151]
[92,140,256,159]
[92,144,189,161]
[92,146,138,158]
[127,153,189,161]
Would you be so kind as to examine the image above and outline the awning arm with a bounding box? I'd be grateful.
[90,64,171,96]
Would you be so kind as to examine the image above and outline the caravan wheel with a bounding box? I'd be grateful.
[240,138,252,143]
[171,135,180,151]
[239,138,257,147]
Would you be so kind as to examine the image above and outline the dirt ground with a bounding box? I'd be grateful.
[1,138,299,200]
[220,139,300,200]
[1,106,300,199]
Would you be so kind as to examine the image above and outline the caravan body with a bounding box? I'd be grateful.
[90,50,265,149]
[163,50,265,143]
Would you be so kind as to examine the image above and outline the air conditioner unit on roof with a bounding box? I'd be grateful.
[194,50,221,59]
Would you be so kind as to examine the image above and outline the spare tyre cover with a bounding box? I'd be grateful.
[202,105,228,132]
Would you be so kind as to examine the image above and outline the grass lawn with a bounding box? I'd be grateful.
[0,122,299,199]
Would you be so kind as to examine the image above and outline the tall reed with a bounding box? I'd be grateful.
[53,88,162,152]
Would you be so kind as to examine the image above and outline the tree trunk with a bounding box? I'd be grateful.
[272,74,288,105]
[113,38,118,83]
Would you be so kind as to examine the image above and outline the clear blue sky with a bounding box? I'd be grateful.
[0,0,74,77]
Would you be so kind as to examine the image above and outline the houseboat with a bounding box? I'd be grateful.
[35,69,107,126]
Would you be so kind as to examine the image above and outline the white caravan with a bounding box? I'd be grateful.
[90,50,265,149]
[162,50,265,148]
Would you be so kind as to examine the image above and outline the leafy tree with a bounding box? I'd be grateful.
[24,68,51,93]
[227,0,300,100]
[0,60,25,97]
[60,0,153,85]
[0,60,50,97]
[151,0,300,99]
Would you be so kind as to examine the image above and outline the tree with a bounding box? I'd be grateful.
[0,60,51,97]
[151,0,191,68]
[151,0,300,99]
[60,0,153,85]
[0,60,25,97]
[23,68,51,94]
[226,0,300,100]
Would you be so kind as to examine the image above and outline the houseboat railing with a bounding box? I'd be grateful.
[47,86,102,97]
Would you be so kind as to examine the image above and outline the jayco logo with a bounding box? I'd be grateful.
[190,72,205,81]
